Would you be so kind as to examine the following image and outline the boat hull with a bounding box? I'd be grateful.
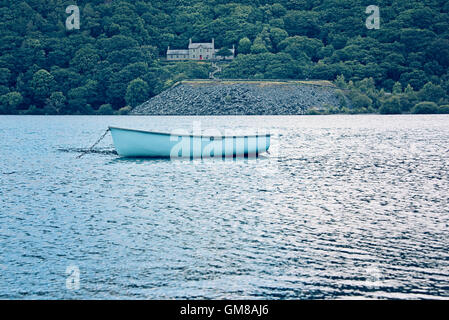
[109,127,270,158]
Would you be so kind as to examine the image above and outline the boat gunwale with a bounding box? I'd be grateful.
[108,126,271,140]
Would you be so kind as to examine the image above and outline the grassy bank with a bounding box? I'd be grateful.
[180,79,336,88]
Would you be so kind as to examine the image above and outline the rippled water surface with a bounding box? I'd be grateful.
[1,115,448,299]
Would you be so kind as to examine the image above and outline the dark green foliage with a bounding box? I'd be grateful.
[418,82,447,104]
[221,53,301,79]
[216,48,233,57]
[30,69,55,105]
[0,0,448,114]
[0,91,23,114]
[117,106,132,115]
[125,78,150,107]
[351,94,372,109]
[46,91,66,113]
[97,104,115,115]
[238,37,251,54]
[380,96,402,115]
[438,105,449,114]
[411,102,439,114]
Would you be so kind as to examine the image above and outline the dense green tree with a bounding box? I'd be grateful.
[351,93,372,109]
[30,69,55,105]
[125,78,150,107]
[0,68,11,86]
[380,96,403,114]
[283,11,320,38]
[0,92,23,114]
[279,36,323,61]
[46,91,66,113]
[269,27,288,50]
[70,46,100,73]
[418,82,446,104]
[392,82,402,94]
[250,37,268,54]
[97,103,115,115]
[238,37,251,54]
[216,48,233,57]
[221,52,301,79]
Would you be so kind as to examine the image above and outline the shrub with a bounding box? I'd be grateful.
[339,107,350,114]
[97,104,115,115]
[306,109,321,115]
[117,106,132,115]
[125,78,150,108]
[0,91,23,114]
[23,105,43,115]
[437,105,449,114]
[335,89,348,108]
[418,82,446,103]
[350,92,372,109]
[411,101,439,114]
[323,104,339,114]
[379,96,402,114]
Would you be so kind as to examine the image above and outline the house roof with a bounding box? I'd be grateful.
[167,49,189,55]
[188,42,214,49]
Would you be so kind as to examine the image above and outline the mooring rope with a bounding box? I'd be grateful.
[76,128,110,159]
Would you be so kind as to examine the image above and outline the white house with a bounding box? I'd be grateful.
[167,39,235,61]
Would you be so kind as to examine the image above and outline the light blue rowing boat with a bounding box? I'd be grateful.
[109,126,270,158]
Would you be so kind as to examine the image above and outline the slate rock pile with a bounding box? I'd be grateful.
[131,82,343,115]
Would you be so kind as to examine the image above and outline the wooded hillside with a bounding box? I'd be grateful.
[1,0,448,114]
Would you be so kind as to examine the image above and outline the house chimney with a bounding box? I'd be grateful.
[189,38,192,45]
[212,38,214,47]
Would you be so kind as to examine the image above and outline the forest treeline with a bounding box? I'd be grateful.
[0,0,449,115]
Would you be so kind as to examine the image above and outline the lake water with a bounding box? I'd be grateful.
[0,115,448,299]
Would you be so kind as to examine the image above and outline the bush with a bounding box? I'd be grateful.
[411,101,439,114]
[78,104,95,115]
[438,105,449,114]
[0,91,23,114]
[379,96,402,114]
[97,104,115,115]
[117,106,132,115]
[23,105,44,115]
[352,107,374,114]
[418,82,446,103]
[323,105,339,114]
[398,95,416,112]
[351,93,372,109]
[125,78,150,108]
[339,107,351,114]
[306,109,322,115]
[335,89,348,108]
[41,105,58,115]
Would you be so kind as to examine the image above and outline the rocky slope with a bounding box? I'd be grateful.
[131,80,345,115]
